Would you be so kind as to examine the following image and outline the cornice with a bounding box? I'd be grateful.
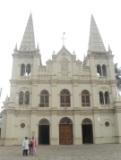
[12,50,40,58]
[114,107,121,113]
[5,107,115,116]
[10,78,116,85]
[87,51,113,58]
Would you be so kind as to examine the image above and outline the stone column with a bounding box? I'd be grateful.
[32,84,38,107]
[4,110,18,145]
[30,112,38,143]
[72,83,79,108]
[93,110,103,144]
[91,83,99,107]
[51,83,58,108]
[73,114,82,144]
[50,113,59,145]
[114,100,121,143]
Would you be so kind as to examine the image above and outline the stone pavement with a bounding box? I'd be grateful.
[0,144,121,160]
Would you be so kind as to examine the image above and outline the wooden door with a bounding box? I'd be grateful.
[59,124,73,144]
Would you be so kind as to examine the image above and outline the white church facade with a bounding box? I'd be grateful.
[1,15,121,145]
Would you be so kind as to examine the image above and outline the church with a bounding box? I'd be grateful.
[1,14,121,145]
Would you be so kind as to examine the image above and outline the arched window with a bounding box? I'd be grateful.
[19,91,24,105]
[99,91,104,104]
[26,64,31,74]
[60,89,70,107]
[102,64,107,76]
[20,64,25,76]
[25,91,30,105]
[105,91,110,104]
[40,90,49,107]
[97,65,102,76]
[81,90,90,106]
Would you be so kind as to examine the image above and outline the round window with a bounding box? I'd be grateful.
[105,121,110,127]
[20,123,25,128]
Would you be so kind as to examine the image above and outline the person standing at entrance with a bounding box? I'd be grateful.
[29,138,33,155]
[31,136,37,155]
[22,137,29,156]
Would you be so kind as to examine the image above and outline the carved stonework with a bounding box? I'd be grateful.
[61,58,69,75]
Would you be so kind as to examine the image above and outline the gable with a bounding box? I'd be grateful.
[52,46,74,62]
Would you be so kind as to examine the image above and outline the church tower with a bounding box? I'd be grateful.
[85,15,115,80]
[83,15,118,144]
[84,15,117,107]
[12,14,41,78]
[1,15,42,145]
[10,14,41,105]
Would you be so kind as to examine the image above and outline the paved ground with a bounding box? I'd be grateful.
[0,144,121,160]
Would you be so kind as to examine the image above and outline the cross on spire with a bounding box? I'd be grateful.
[62,32,66,46]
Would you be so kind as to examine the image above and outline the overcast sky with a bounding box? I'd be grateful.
[0,0,121,109]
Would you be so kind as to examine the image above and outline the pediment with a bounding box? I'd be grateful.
[52,46,74,62]
[58,46,71,56]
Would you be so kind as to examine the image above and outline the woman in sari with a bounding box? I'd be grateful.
[31,136,37,155]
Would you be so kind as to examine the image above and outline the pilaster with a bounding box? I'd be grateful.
[50,114,59,145]
[73,114,82,144]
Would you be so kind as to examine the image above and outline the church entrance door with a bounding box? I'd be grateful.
[38,119,50,145]
[82,118,93,144]
[59,117,73,145]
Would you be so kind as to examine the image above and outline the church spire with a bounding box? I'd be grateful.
[88,15,106,52]
[19,14,36,51]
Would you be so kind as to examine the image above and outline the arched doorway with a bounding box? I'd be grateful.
[82,118,93,144]
[38,119,50,145]
[59,117,73,145]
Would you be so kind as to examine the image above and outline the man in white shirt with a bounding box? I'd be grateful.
[22,137,29,156]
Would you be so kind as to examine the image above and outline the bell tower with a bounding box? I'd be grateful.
[10,14,41,104]
[84,15,117,107]
[84,15,116,81]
